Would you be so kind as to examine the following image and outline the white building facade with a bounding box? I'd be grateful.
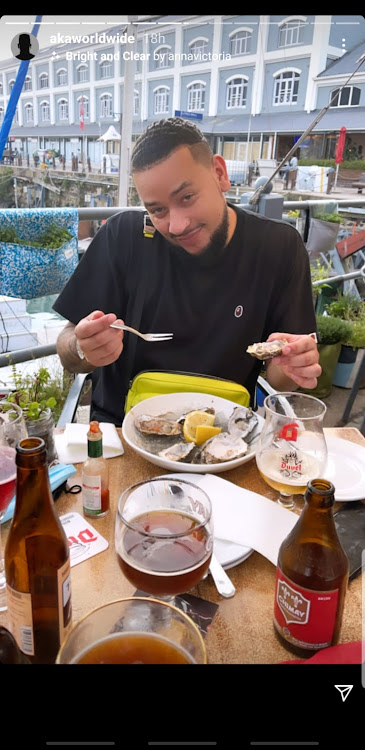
[0,14,364,168]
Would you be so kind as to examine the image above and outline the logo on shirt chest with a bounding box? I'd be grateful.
[234,305,244,318]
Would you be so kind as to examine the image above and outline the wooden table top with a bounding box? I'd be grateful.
[1,426,363,664]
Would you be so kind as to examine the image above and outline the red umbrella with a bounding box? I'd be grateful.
[335,126,346,164]
[334,126,346,187]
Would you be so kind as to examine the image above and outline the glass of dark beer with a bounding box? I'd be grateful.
[115,477,213,604]
[56,597,207,664]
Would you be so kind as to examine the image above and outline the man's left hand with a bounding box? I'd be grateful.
[266,332,321,390]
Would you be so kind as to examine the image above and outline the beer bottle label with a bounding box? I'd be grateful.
[82,473,102,513]
[58,558,72,643]
[6,558,72,657]
[6,586,34,656]
[273,567,339,651]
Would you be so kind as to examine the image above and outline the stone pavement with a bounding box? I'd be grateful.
[322,382,365,432]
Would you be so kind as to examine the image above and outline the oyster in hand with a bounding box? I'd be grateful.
[246,339,288,360]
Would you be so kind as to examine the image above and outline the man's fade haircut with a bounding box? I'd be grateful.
[131,117,213,172]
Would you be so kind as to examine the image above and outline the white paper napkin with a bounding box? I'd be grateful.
[54,422,124,465]
[200,474,298,565]
[164,473,298,566]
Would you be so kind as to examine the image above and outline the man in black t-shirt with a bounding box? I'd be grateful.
[54,117,320,425]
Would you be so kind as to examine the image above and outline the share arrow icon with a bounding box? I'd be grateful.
[335,685,354,702]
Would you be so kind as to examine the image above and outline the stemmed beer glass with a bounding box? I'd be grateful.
[115,477,213,605]
[255,392,327,510]
[0,400,27,611]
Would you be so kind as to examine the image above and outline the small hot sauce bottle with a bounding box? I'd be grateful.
[82,421,110,518]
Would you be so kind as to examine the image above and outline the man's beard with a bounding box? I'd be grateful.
[192,205,229,266]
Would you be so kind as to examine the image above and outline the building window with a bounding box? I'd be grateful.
[9,79,15,92]
[279,20,305,47]
[330,86,361,107]
[58,99,69,120]
[39,73,49,89]
[77,65,88,83]
[78,97,89,119]
[226,77,247,108]
[41,101,50,121]
[273,71,300,105]
[189,38,209,57]
[230,30,252,56]
[14,108,19,124]
[0,82,2,93]
[187,82,206,112]
[100,61,112,79]
[24,76,32,91]
[56,69,67,86]
[154,86,170,115]
[0,107,4,124]
[25,104,34,123]
[155,46,172,69]
[100,94,113,117]
[133,90,140,116]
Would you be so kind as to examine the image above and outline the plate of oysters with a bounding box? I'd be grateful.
[122,392,265,474]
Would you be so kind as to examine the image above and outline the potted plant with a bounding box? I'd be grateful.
[5,364,68,463]
[325,292,363,321]
[300,315,352,399]
[333,318,365,389]
[306,210,342,257]
[325,293,365,388]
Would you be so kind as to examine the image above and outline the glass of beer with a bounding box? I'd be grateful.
[255,392,327,509]
[115,477,213,604]
[56,597,207,664]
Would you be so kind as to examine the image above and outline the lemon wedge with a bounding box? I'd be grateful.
[195,424,222,445]
[183,410,215,443]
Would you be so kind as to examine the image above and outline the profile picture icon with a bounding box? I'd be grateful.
[11,32,39,61]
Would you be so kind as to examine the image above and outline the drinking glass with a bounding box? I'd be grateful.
[56,597,207,664]
[0,400,27,611]
[115,477,213,605]
[255,392,327,510]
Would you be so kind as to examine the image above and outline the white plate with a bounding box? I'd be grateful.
[212,538,252,570]
[324,435,365,501]
[160,472,254,570]
[122,392,264,475]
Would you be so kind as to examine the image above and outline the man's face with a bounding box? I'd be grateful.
[133,146,232,256]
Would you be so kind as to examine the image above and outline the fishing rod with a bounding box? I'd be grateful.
[249,52,365,207]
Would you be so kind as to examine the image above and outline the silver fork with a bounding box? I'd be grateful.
[109,323,173,342]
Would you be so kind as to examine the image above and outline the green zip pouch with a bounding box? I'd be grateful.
[124,370,250,413]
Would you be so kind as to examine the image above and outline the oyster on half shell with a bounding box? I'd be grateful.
[228,406,258,440]
[158,442,196,462]
[193,431,248,464]
[134,414,182,436]
[246,339,288,360]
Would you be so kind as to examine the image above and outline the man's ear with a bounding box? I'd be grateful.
[212,154,231,193]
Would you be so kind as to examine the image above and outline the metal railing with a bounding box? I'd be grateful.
[1,200,364,371]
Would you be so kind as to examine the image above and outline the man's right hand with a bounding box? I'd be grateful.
[74,310,125,367]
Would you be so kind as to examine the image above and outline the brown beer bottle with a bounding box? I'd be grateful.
[273,478,349,658]
[5,437,72,664]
